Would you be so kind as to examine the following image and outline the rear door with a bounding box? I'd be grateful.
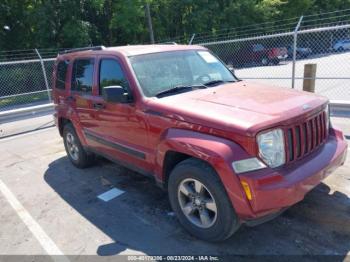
[69,57,97,133]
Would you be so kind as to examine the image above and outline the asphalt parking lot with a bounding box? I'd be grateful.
[0,119,349,259]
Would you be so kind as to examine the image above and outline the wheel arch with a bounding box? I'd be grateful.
[57,116,87,146]
[162,150,192,190]
[155,128,255,219]
[58,117,72,137]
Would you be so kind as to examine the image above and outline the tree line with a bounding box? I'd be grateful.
[0,0,349,50]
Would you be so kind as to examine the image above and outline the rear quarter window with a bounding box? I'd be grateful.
[55,60,69,90]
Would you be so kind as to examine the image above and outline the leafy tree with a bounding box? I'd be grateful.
[110,0,148,44]
[1,0,350,51]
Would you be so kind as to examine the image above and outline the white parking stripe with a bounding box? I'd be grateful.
[0,179,69,261]
[98,188,125,202]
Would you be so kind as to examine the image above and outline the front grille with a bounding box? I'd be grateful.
[285,111,328,163]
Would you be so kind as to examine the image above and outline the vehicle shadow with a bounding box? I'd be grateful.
[44,156,350,256]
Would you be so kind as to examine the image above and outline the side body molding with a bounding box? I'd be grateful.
[155,128,255,219]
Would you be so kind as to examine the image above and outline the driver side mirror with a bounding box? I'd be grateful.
[103,86,132,103]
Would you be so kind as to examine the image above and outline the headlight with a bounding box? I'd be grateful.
[257,129,285,168]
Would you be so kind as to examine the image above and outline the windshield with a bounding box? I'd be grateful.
[129,50,236,97]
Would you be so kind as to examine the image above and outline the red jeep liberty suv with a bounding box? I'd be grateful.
[53,45,347,241]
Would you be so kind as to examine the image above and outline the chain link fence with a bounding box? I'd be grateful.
[192,20,350,102]
[0,50,56,112]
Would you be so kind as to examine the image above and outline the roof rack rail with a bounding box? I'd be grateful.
[59,46,105,55]
[156,42,177,45]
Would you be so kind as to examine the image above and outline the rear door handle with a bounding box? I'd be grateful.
[93,102,105,110]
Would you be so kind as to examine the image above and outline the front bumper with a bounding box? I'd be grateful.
[238,128,347,218]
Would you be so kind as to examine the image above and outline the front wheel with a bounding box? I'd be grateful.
[168,158,240,241]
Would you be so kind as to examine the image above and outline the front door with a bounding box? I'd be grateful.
[84,56,151,173]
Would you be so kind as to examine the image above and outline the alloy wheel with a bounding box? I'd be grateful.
[66,132,79,161]
[177,178,218,228]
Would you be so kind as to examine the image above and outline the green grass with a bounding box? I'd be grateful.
[0,91,50,110]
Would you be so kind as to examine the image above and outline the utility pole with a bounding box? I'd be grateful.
[145,2,155,44]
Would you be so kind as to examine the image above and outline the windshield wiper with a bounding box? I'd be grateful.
[203,80,235,86]
[155,84,206,98]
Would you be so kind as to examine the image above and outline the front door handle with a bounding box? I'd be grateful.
[93,102,105,110]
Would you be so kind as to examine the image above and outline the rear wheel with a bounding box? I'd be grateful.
[168,158,240,241]
[63,123,94,168]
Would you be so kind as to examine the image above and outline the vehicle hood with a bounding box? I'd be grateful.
[147,81,328,136]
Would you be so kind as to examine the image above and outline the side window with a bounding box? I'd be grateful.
[71,58,94,93]
[99,59,129,95]
[55,60,68,89]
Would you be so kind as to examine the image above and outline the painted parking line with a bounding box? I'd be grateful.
[0,179,69,262]
[97,188,125,202]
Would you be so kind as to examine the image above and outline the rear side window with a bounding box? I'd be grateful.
[71,58,94,93]
[99,59,129,95]
[55,61,68,89]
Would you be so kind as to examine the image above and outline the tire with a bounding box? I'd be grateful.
[261,57,269,66]
[63,123,94,168]
[168,158,240,241]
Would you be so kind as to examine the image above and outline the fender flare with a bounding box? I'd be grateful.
[57,109,87,145]
[155,128,255,218]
